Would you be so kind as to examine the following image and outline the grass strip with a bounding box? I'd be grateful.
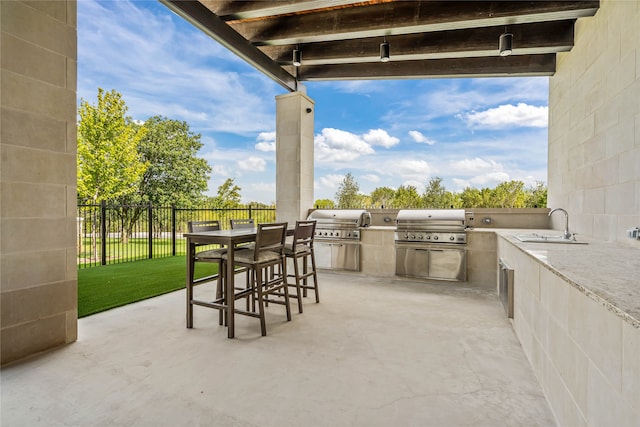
[78,256,216,318]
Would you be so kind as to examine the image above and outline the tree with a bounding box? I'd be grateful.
[208,178,242,208]
[459,187,483,208]
[77,88,147,204]
[525,181,548,208]
[393,185,421,208]
[370,187,396,208]
[137,116,211,207]
[77,88,147,252]
[115,116,212,239]
[314,199,335,209]
[335,173,362,208]
[492,180,526,208]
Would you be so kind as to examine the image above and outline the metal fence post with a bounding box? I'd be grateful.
[148,201,153,259]
[101,200,107,266]
[171,204,176,256]
[248,204,252,219]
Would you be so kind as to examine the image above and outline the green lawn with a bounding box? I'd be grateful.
[77,256,215,317]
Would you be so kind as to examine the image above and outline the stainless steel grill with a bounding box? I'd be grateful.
[306,209,371,271]
[307,209,371,241]
[395,209,467,244]
[395,209,467,281]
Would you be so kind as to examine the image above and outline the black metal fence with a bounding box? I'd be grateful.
[77,202,276,268]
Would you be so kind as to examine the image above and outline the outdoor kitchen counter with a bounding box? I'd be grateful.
[493,229,640,329]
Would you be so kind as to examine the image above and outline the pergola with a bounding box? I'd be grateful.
[161,0,599,91]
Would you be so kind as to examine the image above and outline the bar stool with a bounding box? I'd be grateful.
[187,220,227,325]
[224,222,291,336]
[284,220,319,313]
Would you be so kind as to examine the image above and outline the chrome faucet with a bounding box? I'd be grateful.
[549,208,572,239]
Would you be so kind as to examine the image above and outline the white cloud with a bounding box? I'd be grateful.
[316,174,346,196]
[390,159,432,182]
[255,131,276,152]
[463,103,548,129]
[448,158,503,175]
[362,174,380,183]
[362,129,399,148]
[314,128,375,162]
[470,172,511,186]
[210,164,231,176]
[238,156,267,172]
[408,130,436,145]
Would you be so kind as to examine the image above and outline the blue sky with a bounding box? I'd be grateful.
[77,0,549,204]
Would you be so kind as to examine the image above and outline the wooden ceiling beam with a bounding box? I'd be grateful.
[226,1,598,46]
[203,0,378,20]
[260,21,574,65]
[296,54,557,80]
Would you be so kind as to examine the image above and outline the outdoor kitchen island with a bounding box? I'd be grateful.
[494,230,639,427]
[355,225,640,426]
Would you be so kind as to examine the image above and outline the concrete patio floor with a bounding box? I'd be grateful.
[1,271,555,426]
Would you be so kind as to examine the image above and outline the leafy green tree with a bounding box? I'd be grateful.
[137,116,211,207]
[459,187,483,208]
[314,199,335,209]
[491,180,526,208]
[525,181,548,208]
[370,187,396,208]
[77,88,147,204]
[393,185,421,208]
[336,173,362,208]
[77,88,147,251]
[208,178,242,208]
[115,116,212,239]
[422,177,461,208]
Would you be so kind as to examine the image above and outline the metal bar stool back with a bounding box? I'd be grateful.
[224,222,291,336]
[187,220,227,325]
[284,220,319,313]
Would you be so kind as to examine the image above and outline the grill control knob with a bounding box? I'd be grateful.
[450,236,455,241]
[433,235,439,240]
[426,235,431,240]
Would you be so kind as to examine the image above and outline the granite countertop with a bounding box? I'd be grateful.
[493,229,640,329]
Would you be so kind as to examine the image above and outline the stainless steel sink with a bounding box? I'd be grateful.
[512,233,588,244]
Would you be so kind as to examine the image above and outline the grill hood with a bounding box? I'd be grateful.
[307,209,371,227]
[396,209,466,231]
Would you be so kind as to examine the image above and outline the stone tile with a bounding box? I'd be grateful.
[1,144,75,185]
[1,182,67,218]
[1,217,76,253]
[1,107,67,152]
[1,0,76,57]
[0,249,68,291]
[1,33,67,86]
[1,280,76,326]
[1,313,67,364]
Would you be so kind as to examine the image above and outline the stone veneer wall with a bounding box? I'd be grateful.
[548,0,640,244]
[498,237,640,427]
[1,1,78,364]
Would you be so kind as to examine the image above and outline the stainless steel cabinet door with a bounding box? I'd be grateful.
[314,242,332,269]
[332,243,359,271]
[395,246,429,278]
[429,248,466,281]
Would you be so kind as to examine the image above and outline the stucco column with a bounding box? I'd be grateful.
[275,91,315,225]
